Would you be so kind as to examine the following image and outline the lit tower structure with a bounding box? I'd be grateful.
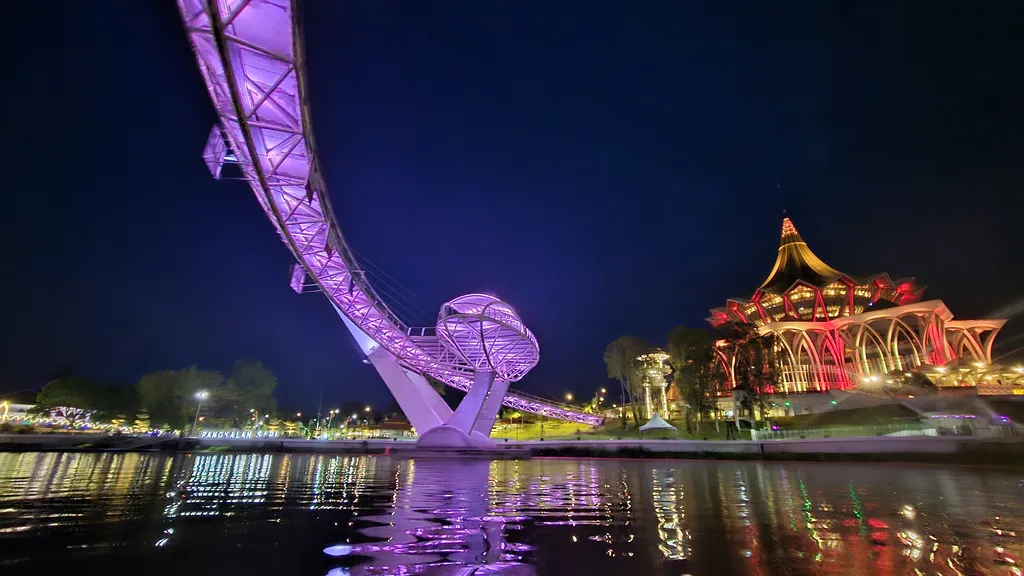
[175,0,601,448]
[637,349,670,419]
[707,215,1009,394]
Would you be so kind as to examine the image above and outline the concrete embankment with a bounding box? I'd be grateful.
[1,433,1022,465]
[516,436,1024,464]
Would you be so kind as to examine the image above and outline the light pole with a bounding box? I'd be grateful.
[191,391,209,437]
[326,410,336,435]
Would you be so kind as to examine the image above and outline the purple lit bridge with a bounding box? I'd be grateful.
[177,0,602,447]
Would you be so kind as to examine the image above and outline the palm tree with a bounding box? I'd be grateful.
[720,325,782,427]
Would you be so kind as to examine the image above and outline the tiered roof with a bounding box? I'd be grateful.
[707,217,925,327]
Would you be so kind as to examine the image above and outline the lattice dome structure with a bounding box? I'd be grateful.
[437,294,540,382]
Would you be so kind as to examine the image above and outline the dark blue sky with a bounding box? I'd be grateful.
[4,1,1022,411]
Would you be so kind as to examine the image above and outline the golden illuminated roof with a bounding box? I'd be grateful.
[758,217,846,295]
[706,215,926,327]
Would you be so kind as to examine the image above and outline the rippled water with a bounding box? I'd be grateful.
[0,453,1022,574]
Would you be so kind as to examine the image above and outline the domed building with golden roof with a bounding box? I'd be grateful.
[707,216,1010,394]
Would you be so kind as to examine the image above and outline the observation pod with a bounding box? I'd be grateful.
[436,294,540,382]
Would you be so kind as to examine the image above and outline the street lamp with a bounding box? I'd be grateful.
[364,406,371,413]
[296,412,302,417]
[191,390,209,437]
[565,393,573,402]
[600,388,606,394]
[249,408,262,431]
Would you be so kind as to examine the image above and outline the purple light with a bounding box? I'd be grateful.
[202,125,228,179]
[288,263,306,295]
[437,294,539,382]
[176,0,602,427]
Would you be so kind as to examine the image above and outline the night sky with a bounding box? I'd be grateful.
[5,1,1022,411]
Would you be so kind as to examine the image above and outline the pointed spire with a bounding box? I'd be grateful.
[759,215,845,293]
[779,217,804,247]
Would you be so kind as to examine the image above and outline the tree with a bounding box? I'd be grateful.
[427,375,465,410]
[133,411,151,432]
[603,336,649,427]
[220,359,278,420]
[137,367,224,429]
[427,376,447,396]
[92,385,139,423]
[207,359,279,423]
[721,325,782,427]
[667,326,718,432]
[283,419,304,437]
[32,377,106,426]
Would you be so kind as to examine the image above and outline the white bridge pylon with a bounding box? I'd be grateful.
[341,303,517,447]
[177,0,602,446]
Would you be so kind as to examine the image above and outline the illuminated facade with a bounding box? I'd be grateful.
[707,216,1008,394]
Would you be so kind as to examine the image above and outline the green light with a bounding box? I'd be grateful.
[830,400,838,405]
[784,401,791,406]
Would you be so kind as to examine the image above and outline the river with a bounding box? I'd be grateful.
[0,452,1020,574]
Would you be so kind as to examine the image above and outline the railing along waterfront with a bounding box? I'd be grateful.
[751,422,1024,441]
[751,423,928,441]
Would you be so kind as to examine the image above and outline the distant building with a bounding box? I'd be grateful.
[351,419,414,440]
[707,216,1014,396]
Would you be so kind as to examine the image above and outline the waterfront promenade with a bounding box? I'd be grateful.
[2,432,1022,464]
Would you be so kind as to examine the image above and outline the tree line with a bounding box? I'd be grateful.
[31,359,279,430]
[604,324,784,430]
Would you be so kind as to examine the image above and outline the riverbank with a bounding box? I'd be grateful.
[3,433,1023,465]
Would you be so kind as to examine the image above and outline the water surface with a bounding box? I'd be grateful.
[0,452,1021,574]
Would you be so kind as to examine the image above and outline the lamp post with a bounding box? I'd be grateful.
[326,409,336,434]
[191,390,209,437]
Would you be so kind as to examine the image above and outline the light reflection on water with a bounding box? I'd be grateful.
[0,452,1022,575]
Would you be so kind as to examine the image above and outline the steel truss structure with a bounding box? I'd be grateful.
[709,217,1009,394]
[177,0,602,433]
